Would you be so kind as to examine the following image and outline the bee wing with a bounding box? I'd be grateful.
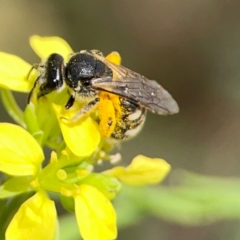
[90,52,179,115]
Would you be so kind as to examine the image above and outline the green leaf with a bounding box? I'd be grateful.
[114,172,240,227]
[114,190,144,228]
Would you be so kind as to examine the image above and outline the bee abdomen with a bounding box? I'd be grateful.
[111,98,146,140]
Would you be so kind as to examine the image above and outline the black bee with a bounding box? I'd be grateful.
[29,50,179,140]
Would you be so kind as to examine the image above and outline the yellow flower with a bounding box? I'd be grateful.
[0,35,73,93]
[0,36,173,240]
[0,123,44,176]
[74,184,117,240]
[52,103,100,157]
[6,191,57,240]
[0,123,57,240]
[29,35,73,61]
[104,155,171,185]
[0,123,117,240]
[0,52,35,92]
[60,183,117,240]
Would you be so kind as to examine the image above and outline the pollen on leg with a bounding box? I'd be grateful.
[98,92,116,138]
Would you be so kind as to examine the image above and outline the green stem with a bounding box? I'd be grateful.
[1,89,26,128]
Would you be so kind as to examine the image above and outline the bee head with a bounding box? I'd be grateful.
[30,53,65,100]
[65,52,112,90]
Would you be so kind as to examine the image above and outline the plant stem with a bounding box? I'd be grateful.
[1,89,26,128]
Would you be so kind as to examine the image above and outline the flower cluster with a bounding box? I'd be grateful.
[0,36,171,240]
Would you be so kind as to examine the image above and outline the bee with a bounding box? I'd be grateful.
[29,50,179,140]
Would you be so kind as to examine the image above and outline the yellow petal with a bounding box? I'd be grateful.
[6,192,57,240]
[0,52,35,92]
[105,155,171,185]
[0,123,44,176]
[106,51,121,65]
[74,184,117,240]
[29,35,73,62]
[52,104,100,157]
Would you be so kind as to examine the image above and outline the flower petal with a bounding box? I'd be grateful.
[52,104,100,157]
[0,52,35,92]
[29,35,73,62]
[74,184,117,240]
[0,123,44,176]
[105,155,171,185]
[6,192,57,240]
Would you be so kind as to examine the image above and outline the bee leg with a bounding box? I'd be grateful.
[27,76,39,103]
[37,77,64,99]
[65,95,75,109]
[71,97,100,121]
[61,97,100,122]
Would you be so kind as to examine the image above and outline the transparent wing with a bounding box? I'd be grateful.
[90,52,179,115]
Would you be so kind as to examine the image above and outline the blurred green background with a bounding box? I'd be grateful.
[1,0,240,239]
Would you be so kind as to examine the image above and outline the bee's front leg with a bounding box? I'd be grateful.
[61,97,100,122]
[65,95,75,109]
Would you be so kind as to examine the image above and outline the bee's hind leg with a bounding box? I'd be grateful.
[62,97,100,122]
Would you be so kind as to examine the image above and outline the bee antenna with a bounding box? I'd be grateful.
[27,64,38,80]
